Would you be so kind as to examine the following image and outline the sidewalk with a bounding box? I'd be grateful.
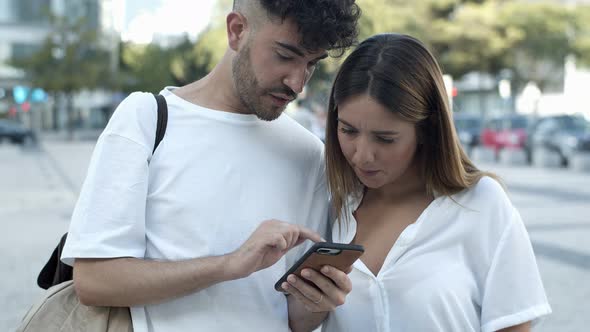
[39,128,103,143]
[38,138,97,194]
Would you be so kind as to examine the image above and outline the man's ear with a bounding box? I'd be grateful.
[227,12,248,51]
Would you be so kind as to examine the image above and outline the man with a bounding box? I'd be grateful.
[61,1,360,331]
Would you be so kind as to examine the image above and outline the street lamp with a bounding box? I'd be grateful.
[521,82,542,116]
[499,79,511,113]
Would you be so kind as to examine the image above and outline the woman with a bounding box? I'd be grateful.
[320,34,551,331]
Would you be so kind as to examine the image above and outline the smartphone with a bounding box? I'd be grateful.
[274,242,364,292]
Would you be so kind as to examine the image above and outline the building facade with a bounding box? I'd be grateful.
[0,0,124,130]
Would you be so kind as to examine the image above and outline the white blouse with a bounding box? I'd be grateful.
[322,177,551,332]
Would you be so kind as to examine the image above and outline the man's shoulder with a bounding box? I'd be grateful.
[101,92,160,147]
[276,113,324,148]
[113,91,156,116]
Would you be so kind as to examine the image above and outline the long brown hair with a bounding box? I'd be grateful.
[325,33,497,221]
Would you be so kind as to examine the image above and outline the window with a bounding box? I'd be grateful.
[14,0,51,23]
[536,119,558,135]
[11,43,40,59]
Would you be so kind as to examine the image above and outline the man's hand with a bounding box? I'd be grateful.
[281,265,353,312]
[228,220,322,278]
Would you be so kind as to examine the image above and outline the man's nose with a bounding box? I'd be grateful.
[283,65,309,94]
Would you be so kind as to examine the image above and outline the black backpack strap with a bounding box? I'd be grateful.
[152,93,168,154]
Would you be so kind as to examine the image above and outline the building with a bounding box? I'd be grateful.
[0,0,124,130]
[0,0,51,111]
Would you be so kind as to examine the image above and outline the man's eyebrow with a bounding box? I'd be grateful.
[276,42,304,56]
[276,41,328,60]
[315,53,329,61]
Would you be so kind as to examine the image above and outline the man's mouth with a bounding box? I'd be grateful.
[269,94,293,107]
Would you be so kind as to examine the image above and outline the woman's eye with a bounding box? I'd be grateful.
[339,127,356,135]
[376,136,395,144]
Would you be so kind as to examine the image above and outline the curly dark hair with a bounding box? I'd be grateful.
[235,0,361,57]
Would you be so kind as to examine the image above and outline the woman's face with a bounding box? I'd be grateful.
[337,94,419,189]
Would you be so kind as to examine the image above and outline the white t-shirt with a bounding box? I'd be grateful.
[322,177,551,332]
[61,88,329,332]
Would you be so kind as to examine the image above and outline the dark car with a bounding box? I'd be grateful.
[0,119,34,145]
[529,115,590,166]
[453,113,482,150]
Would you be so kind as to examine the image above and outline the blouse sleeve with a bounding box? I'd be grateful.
[480,207,552,332]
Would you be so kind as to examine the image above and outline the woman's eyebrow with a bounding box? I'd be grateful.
[337,119,399,135]
[372,130,399,135]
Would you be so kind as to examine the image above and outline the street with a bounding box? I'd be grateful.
[1,138,589,331]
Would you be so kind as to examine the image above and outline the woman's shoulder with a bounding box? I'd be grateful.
[445,176,520,253]
[457,175,508,202]
[470,176,506,199]
[452,175,514,220]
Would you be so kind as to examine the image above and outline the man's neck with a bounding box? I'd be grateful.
[173,52,246,114]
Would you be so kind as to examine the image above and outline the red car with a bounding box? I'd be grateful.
[481,115,531,157]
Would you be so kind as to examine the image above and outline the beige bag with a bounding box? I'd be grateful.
[16,281,132,332]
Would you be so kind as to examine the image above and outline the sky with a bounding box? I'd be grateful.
[123,0,219,44]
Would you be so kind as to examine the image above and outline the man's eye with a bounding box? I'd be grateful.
[276,53,292,61]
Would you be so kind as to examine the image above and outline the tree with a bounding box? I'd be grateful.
[11,14,114,138]
[497,1,576,94]
[119,42,174,94]
[169,35,211,86]
[571,5,590,68]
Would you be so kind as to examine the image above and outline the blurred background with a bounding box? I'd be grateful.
[1,0,589,331]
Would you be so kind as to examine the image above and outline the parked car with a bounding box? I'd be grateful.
[528,115,590,166]
[0,119,34,145]
[453,113,482,150]
[481,115,532,159]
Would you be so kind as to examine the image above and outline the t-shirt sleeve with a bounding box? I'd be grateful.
[60,92,157,266]
[480,207,552,332]
[285,146,330,268]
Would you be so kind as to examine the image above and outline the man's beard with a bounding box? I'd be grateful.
[232,45,295,121]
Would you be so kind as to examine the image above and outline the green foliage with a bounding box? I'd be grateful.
[10,14,113,94]
[120,42,175,93]
[497,2,572,88]
[571,6,590,67]
[10,13,116,137]
[354,0,587,93]
[192,24,228,74]
[17,0,589,102]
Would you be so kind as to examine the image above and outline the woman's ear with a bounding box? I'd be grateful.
[226,12,248,51]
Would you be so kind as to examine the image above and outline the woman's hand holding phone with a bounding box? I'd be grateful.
[277,242,364,312]
[281,264,353,312]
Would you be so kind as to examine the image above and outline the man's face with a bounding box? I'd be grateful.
[232,18,328,121]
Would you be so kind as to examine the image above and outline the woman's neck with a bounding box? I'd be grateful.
[365,163,428,204]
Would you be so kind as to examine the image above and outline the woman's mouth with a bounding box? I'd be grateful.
[357,168,380,177]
